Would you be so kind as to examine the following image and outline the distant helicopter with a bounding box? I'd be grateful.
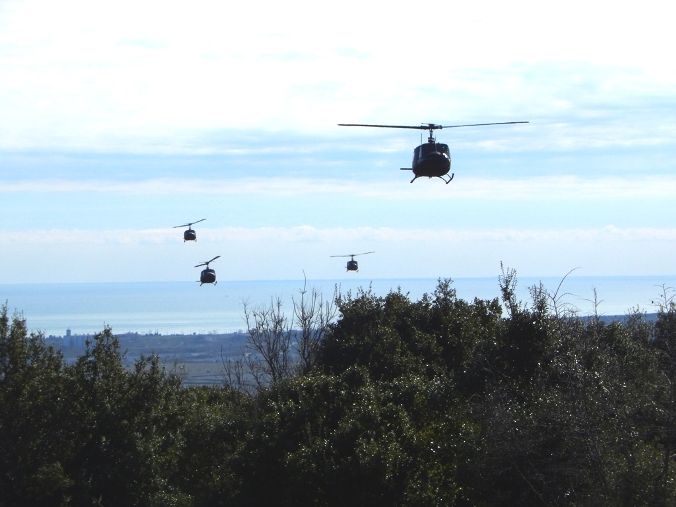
[338,121,528,184]
[174,219,206,242]
[331,251,374,272]
[195,256,220,285]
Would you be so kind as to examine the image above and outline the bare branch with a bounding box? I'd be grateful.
[242,297,293,388]
[292,276,338,375]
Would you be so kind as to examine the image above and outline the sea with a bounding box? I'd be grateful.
[1,276,674,337]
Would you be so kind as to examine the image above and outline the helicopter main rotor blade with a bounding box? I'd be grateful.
[173,218,206,228]
[339,123,435,130]
[194,255,220,268]
[339,122,528,130]
[441,121,529,128]
[330,251,375,258]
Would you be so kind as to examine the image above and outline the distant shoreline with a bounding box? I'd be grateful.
[5,276,673,336]
[46,330,247,340]
[43,313,661,341]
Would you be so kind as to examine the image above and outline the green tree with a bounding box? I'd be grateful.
[651,287,676,505]
[231,367,463,507]
[173,386,254,507]
[0,303,71,507]
[62,327,187,506]
[461,292,667,506]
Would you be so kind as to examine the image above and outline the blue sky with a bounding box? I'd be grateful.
[1,0,675,283]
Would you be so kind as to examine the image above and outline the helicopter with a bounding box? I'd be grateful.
[331,251,374,272]
[195,256,220,285]
[174,219,206,242]
[338,121,528,184]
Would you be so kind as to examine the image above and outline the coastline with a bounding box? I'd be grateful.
[3,275,674,336]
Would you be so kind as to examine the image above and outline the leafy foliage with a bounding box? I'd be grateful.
[2,277,676,506]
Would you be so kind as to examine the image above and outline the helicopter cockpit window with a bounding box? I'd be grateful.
[420,144,449,156]
[420,144,435,156]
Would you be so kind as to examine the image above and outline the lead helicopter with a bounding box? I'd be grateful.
[174,219,206,242]
[195,256,220,285]
[331,251,374,272]
[338,121,528,184]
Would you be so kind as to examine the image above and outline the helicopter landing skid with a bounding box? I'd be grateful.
[409,173,454,184]
[439,173,454,184]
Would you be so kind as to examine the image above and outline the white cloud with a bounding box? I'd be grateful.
[1,0,675,152]
[3,225,675,246]
[2,175,676,200]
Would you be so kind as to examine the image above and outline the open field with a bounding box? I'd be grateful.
[50,331,250,386]
[173,361,224,387]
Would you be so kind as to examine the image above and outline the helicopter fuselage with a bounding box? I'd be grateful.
[200,268,216,285]
[184,229,197,242]
[346,260,358,271]
[403,142,452,180]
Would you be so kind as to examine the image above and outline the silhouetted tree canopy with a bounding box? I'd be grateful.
[1,276,675,506]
